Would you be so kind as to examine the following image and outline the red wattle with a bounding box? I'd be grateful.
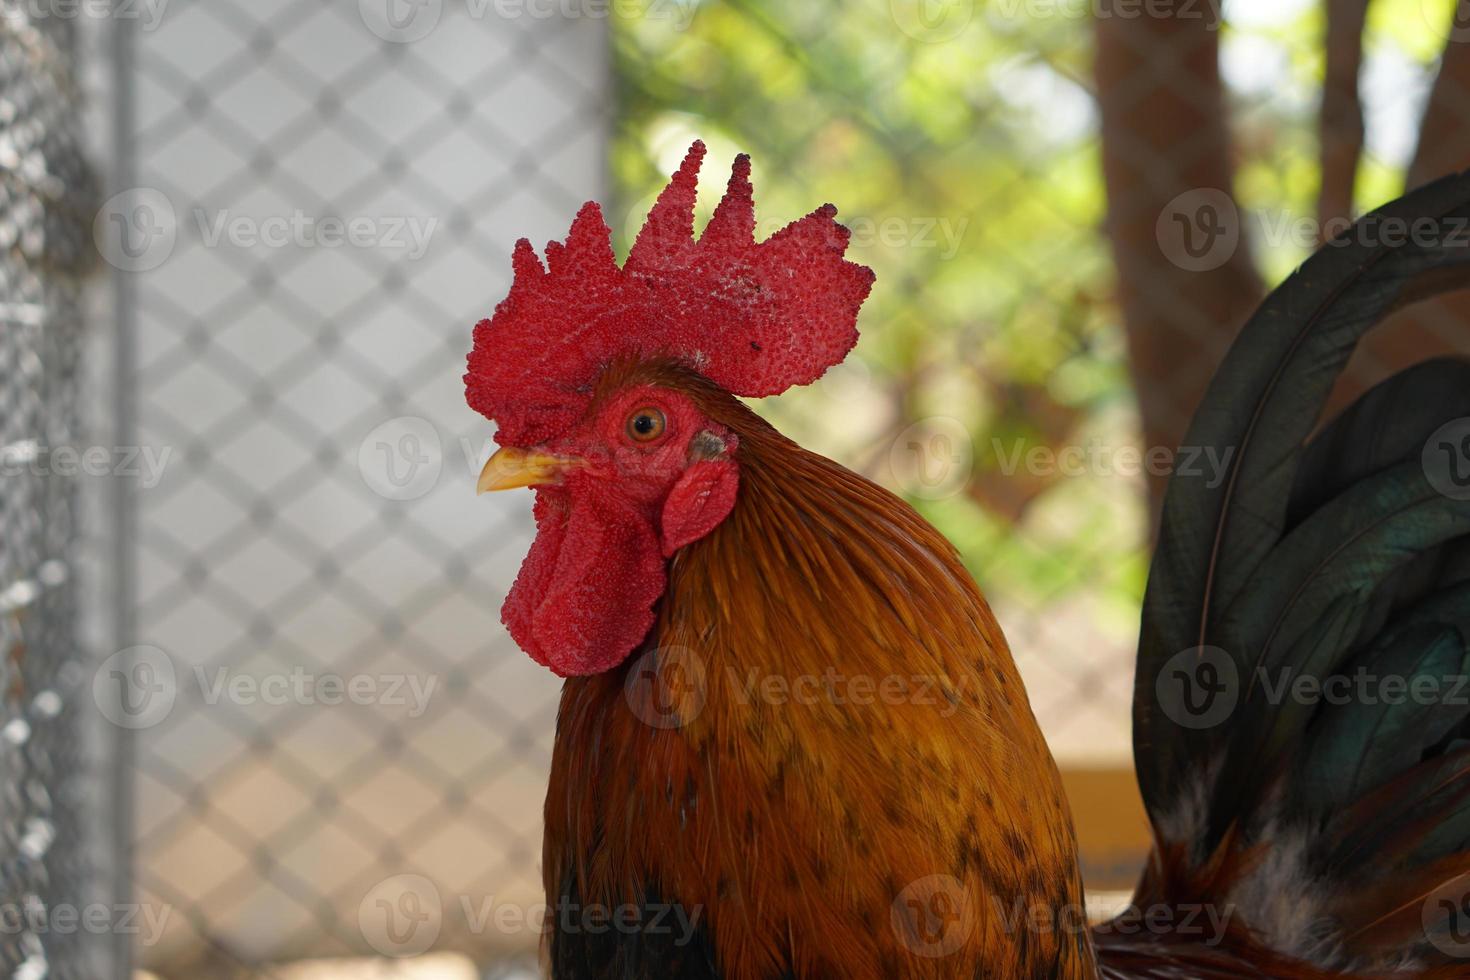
[501,490,667,677]
[661,459,740,557]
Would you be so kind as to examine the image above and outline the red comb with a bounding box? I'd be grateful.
[464,141,876,446]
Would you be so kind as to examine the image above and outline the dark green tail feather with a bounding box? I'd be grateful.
[1132,170,1470,969]
[1294,618,1468,816]
[1206,462,1470,844]
[1137,170,1470,818]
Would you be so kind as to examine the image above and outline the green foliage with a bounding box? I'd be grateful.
[609,0,1442,622]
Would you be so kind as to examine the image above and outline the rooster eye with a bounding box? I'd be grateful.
[626,407,667,443]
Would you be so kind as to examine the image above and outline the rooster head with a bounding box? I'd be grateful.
[464,141,874,676]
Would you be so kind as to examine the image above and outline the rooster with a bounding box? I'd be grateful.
[466,142,1470,978]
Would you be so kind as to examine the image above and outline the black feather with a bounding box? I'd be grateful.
[1135,171,1470,828]
[1127,170,1470,968]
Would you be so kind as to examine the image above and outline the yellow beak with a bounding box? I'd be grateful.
[477,447,576,494]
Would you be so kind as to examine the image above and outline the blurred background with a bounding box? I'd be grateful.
[2,0,1469,976]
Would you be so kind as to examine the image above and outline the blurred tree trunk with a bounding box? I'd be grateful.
[1094,0,1262,519]
[1343,4,1470,413]
[1316,0,1369,239]
[1408,9,1470,189]
[1322,2,1470,419]
[1098,0,1470,524]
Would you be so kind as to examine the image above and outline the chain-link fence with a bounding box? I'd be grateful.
[0,7,109,980]
[103,1,607,975]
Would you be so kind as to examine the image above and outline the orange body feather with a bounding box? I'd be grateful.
[542,363,1095,979]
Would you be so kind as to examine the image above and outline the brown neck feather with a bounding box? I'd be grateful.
[543,381,1097,979]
